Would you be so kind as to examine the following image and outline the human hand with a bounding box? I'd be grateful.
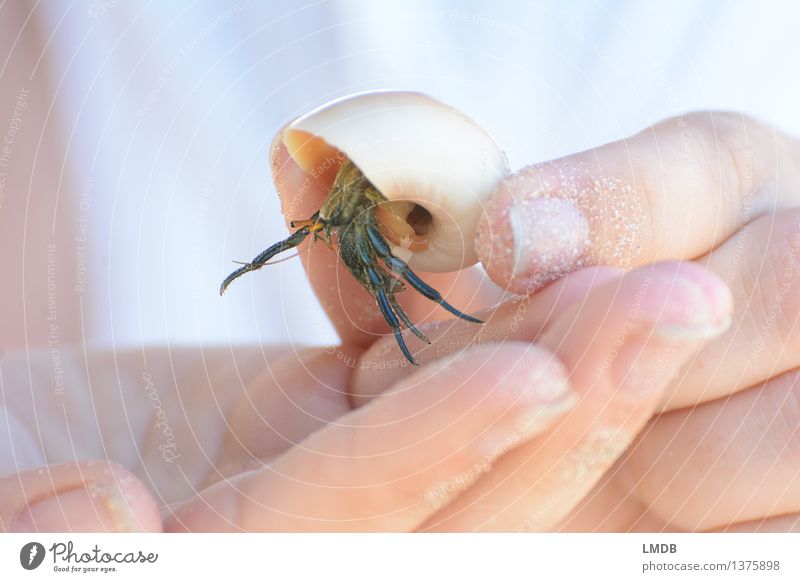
[3,112,796,533]
[0,261,731,533]
[167,113,800,531]
[347,111,800,530]
[472,112,800,531]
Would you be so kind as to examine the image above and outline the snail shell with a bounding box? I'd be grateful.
[282,91,507,272]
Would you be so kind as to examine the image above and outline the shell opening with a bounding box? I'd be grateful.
[406,204,433,236]
[375,201,430,252]
[284,124,439,255]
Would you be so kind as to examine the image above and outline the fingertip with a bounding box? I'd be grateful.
[4,461,162,533]
[643,260,734,338]
[268,128,330,224]
[268,126,286,176]
[538,260,734,403]
[103,462,163,533]
[407,342,578,445]
[476,174,592,294]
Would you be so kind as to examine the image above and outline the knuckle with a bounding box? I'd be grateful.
[688,112,749,205]
[697,112,784,208]
[769,369,800,466]
[680,112,778,216]
[749,209,800,348]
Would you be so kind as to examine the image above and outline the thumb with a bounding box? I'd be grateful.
[1,461,162,532]
[475,112,800,294]
[475,148,642,295]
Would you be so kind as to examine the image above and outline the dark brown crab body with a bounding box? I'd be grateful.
[220,159,481,365]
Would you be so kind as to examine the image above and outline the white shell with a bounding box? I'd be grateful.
[282,91,507,272]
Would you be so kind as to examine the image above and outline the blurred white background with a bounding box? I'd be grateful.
[1,0,798,351]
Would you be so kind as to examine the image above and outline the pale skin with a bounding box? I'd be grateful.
[1,111,799,532]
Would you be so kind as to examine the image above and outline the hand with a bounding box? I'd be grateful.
[472,111,800,531]
[2,112,796,532]
[0,261,732,532]
[350,111,800,530]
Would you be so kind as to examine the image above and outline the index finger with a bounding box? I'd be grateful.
[477,111,800,293]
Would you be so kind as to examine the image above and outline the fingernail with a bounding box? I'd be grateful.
[615,264,733,399]
[477,188,590,291]
[509,351,578,439]
[650,263,734,340]
[12,482,141,532]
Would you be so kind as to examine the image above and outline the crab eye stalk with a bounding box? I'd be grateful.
[221,91,508,364]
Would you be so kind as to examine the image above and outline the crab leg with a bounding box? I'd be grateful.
[220,219,322,295]
[366,266,418,365]
[388,294,431,345]
[365,224,483,324]
[353,228,430,344]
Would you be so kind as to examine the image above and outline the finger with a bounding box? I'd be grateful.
[270,138,372,345]
[666,207,800,409]
[0,461,161,532]
[164,343,577,532]
[477,111,800,293]
[421,261,734,531]
[351,265,623,402]
[270,138,495,347]
[612,367,800,532]
[710,514,800,532]
[215,346,356,479]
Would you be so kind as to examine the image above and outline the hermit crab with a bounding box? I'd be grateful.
[220,91,507,364]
